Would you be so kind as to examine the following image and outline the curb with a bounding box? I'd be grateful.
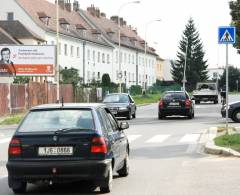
[137,103,151,107]
[204,127,240,157]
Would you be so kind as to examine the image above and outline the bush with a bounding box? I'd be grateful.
[130,85,142,95]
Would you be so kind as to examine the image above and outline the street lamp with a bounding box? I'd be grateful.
[143,19,161,93]
[118,1,140,93]
[183,38,188,91]
[56,0,60,103]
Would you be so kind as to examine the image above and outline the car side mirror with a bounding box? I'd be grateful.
[119,122,129,130]
[191,97,195,101]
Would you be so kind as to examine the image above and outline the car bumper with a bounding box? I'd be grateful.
[159,108,191,116]
[114,110,129,117]
[7,159,111,184]
[193,95,218,101]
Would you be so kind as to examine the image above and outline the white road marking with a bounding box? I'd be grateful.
[195,105,201,109]
[127,135,142,143]
[0,175,7,180]
[180,134,200,143]
[0,137,11,144]
[146,134,170,143]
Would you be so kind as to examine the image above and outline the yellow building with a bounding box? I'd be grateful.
[156,56,164,81]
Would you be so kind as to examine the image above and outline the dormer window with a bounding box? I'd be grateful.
[130,37,137,46]
[120,33,128,42]
[59,18,70,32]
[106,28,114,37]
[76,24,87,37]
[37,12,51,25]
[91,29,101,40]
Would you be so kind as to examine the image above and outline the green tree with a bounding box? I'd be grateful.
[171,18,208,91]
[219,66,240,92]
[101,73,111,87]
[13,76,30,84]
[229,0,240,54]
[60,67,80,87]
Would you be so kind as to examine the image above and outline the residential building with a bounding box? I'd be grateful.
[0,0,158,88]
[156,56,164,81]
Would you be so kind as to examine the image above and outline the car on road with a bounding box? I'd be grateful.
[7,103,130,194]
[221,101,240,122]
[103,93,136,120]
[158,91,194,119]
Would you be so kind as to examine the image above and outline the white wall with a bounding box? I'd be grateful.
[162,59,173,81]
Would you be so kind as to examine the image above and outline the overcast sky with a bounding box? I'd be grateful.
[76,0,239,68]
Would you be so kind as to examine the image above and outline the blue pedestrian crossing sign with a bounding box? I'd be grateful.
[218,26,236,44]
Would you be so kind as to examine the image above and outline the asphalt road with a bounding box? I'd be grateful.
[0,95,240,195]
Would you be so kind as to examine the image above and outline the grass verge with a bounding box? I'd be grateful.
[0,113,25,125]
[214,134,240,152]
[133,93,161,105]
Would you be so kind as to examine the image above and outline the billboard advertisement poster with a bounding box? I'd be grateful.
[0,45,55,77]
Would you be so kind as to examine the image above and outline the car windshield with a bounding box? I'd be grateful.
[103,94,129,103]
[197,84,216,90]
[18,109,95,133]
[163,92,186,100]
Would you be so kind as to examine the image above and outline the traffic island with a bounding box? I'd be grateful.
[204,127,240,157]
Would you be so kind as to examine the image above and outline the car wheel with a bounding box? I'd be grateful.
[117,152,129,177]
[127,111,132,120]
[10,179,27,194]
[232,109,240,123]
[214,100,218,104]
[195,100,200,104]
[132,111,136,119]
[100,164,113,193]
[158,113,164,119]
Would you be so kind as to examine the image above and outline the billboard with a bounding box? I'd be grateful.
[0,45,55,77]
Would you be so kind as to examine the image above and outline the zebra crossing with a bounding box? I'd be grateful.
[127,133,213,145]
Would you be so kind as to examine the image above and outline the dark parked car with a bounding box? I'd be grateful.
[221,101,240,122]
[7,103,130,194]
[158,91,194,119]
[103,93,136,120]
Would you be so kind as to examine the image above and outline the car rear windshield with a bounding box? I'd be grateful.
[103,94,129,103]
[197,83,216,90]
[17,109,95,133]
[163,93,186,100]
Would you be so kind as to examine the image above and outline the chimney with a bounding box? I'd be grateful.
[96,8,100,18]
[65,2,72,12]
[123,20,127,26]
[120,17,124,26]
[133,28,137,34]
[101,12,106,18]
[57,0,65,10]
[110,16,119,24]
[73,1,79,12]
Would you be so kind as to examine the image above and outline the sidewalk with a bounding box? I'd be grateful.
[204,126,240,157]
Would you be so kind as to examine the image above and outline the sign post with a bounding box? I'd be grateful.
[218,26,236,134]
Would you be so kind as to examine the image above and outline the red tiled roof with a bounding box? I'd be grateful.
[16,0,110,46]
[0,27,20,44]
[81,8,156,54]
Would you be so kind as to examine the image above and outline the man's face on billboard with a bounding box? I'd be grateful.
[2,50,10,62]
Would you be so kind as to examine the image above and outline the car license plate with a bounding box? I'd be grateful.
[169,102,180,106]
[38,147,73,156]
[111,111,117,114]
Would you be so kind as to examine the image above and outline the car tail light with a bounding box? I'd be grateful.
[91,137,107,154]
[185,99,191,108]
[9,138,21,156]
[159,100,164,108]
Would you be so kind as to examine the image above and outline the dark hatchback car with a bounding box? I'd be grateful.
[221,101,240,122]
[7,103,130,194]
[158,91,194,119]
[103,93,136,120]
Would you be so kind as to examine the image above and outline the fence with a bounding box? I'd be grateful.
[0,82,74,116]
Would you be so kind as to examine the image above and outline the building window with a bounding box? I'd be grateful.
[132,73,134,81]
[97,72,100,80]
[120,52,122,64]
[7,12,14,21]
[124,53,127,64]
[132,54,135,64]
[98,52,100,63]
[116,51,118,63]
[129,54,131,64]
[93,51,96,62]
[107,54,110,64]
[87,49,90,61]
[71,46,74,56]
[102,53,105,63]
[128,72,131,82]
[64,44,68,56]
[58,42,61,55]
[77,47,80,58]
[87,71,90,81]
[139,57,141,66]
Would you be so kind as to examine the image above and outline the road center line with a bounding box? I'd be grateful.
[180,134,200,143]
[146,134,170,143]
